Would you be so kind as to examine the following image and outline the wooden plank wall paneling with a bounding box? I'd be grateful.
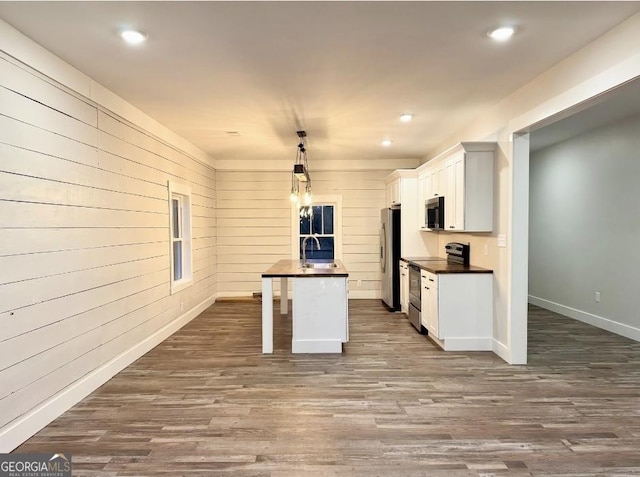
[0,56,216,431]
[216,170,388,297]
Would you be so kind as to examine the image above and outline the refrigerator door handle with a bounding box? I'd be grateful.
[380,223,386,273]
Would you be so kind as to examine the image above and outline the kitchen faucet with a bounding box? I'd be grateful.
[301,235,321,265]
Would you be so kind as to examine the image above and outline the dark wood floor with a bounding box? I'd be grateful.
[15,300,640,476]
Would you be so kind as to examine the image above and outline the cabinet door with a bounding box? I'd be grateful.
[438,165,447,197]
[387,179,401,206]
[444,159,455,230]
[431,166,441,197]
[428,285,439,338]
[453,153,465,231]
[422,272,439,338]
[421,279,429,329]
[403,265,410,314]
[399,264,407,313]
[423,171,433,200]
[417,172,430,229]
[345,278,350,341]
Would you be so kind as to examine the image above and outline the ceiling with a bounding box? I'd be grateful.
[1,1,640,167]
[530,77,640,152]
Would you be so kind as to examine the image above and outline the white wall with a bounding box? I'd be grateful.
[0,44,216,449]
[217,169,393,298]
[529,113,640,341]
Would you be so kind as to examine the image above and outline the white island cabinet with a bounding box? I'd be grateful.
[292,277,348,353]
[261,260,349,354]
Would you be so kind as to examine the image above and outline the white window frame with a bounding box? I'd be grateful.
[168,180,193,294]
[291,195,343,261]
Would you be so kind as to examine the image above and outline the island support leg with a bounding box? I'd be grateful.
[262,277,273,353]
[280,277,288,315]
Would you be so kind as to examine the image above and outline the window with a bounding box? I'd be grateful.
[299,205,335,260]
[291,195,342,262]
[168,181,193,293]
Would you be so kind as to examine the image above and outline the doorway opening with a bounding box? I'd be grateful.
[512,77,640,363]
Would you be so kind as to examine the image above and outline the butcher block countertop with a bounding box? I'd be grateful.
[262,259,349,278]
[402,257,493,274]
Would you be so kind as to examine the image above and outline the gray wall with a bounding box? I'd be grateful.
[529,113,640,336]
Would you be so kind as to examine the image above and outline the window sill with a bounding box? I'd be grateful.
[171,277,193,295]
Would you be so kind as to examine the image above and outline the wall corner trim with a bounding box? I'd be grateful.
[0,295,216,453]
[492,338,511,364]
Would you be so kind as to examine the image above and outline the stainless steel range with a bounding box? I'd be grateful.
[444,242,470,265]
[408,264,422,330]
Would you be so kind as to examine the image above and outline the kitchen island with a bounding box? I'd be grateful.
[261,260,349,354]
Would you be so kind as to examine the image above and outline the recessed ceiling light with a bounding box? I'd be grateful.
[120,29,147,45]
[488,26,515,42]
[381,139,393,147]
[399,114,413,123]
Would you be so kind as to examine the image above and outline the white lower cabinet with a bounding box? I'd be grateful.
[420,271,493,351]
[420,271,439,337]
[399,261,409,314]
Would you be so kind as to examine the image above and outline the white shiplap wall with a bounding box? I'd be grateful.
[0,55,216,450]
[217,170,388,298]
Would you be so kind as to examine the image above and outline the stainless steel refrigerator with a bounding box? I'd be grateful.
[380,207,401,311]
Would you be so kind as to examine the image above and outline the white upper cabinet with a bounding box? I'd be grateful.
[384,170,429,257]
[417,142,495,233]
[386,178,401,207]
[417,170,431,229]
[385,169,417,208]
[431,163,446,198]
[444,157,456,230]
[445,152,465,231]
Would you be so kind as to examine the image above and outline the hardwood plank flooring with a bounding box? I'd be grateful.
[13,301,640,476]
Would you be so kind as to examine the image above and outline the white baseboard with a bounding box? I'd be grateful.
[216,291,380,300]
[348,290,379,299]
[217,291,255,298]
[0,295,216,453]
[292,339,343,353]
[529,295,640,342]
[441,337,493,351]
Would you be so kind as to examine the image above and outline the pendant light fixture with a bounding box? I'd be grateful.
[289,130,313,207]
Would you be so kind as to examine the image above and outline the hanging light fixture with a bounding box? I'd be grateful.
[289,130,313,207]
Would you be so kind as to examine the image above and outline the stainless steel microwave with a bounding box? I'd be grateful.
[425,196,445,230]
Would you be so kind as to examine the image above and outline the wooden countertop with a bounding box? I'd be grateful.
[262,259,349,278]
[403,257,493,274]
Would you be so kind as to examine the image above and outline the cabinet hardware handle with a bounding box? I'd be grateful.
[449,226,454,228]
[433,193,438,196]
[429,279,434,282]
